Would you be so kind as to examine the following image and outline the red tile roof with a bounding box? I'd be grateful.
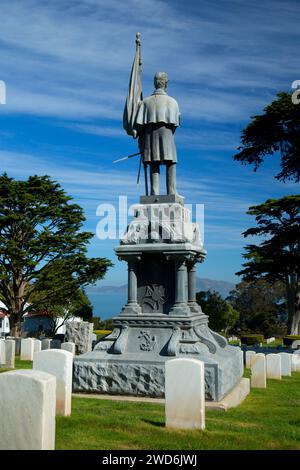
[25,310,52,318]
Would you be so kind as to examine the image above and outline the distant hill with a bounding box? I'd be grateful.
[86,278,236,318]
[196,278,235,298]
[87,278,235,298]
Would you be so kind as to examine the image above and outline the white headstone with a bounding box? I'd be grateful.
[6,337,21,355]
[165,358,205,430]
[291,354,300,372]
[61,342,75,355]
[291,340,300,350]
[33,349,73,416]
[251,353,266,388]
[238,348,244,372]
[266,354,281,379]
[266,337,275,344]
[279,352,292,376]
[42,338,51,350]
[0,340,6,366]
[245,350,256,368]
[34,339,42,353]
[20,338,34,361]
[4,340,15,369]
[0,369,56,450]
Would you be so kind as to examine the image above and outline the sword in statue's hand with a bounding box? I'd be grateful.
[113,151,143,186]
[112,151,141,164]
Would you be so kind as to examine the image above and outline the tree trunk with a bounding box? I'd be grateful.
[286,279,300,335]
[9,313,22,337]
[8,277,26,337]
[293,280,300,335]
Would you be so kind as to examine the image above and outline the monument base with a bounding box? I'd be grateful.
[73,315,243,401]
[73,377,250,410]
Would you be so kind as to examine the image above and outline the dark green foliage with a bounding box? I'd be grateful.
[283,335,300,346]
[0,174,112,333]
[241,334,264,346]
[40,288,94,336]
[68,289,93,320]
[228,279,287,337]
[91,316,101,330]
[236,196,300,335]
[234,92,300,182]
[196,290,239,333]
[91,316,113,332]
[99,318,113,330]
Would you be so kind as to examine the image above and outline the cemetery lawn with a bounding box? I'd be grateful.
[0,357,32,373]
[56,372,300,450]
[1,357,299,449]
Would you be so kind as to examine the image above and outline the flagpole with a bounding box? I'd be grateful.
[136,32,141,65]
[135,33,148,195]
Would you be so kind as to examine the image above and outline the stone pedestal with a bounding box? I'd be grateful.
[73,198,243,401]
[65,321,93,354]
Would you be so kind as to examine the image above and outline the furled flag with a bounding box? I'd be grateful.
[123,32,143,136]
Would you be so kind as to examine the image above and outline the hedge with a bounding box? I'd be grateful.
[283,335,300,346]
[241,334,264,345]
[93,329,112,336]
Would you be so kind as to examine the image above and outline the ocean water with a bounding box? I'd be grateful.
[87,291,126,320]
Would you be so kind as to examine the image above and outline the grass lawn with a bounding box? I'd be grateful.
[1,356,300,450]
[57,372,300,450]
[0,356,32,373]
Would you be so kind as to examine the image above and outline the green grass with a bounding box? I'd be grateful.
[262,338,284,348]
[56,373,300,450]
[2,355,300,450]
[0,356,32,373]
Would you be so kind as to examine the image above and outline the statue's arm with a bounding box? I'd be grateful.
[132,100,144,139]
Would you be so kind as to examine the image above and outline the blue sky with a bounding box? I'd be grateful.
[0,0,299,286]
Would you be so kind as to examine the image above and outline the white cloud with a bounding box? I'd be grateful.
[0,0,298,123]
[0,1,299,283]
[1,147,292,249]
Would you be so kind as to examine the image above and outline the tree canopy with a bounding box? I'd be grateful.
[237,195,300,334]
[0,174,112,334]
[196,290,239,333]
[234,92,300,182]
[37,288,94,337]
[227,279,286,337]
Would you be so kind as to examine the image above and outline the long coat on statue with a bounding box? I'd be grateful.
[136,89,180,163]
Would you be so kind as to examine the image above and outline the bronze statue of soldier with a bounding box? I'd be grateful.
[123,34,180,196]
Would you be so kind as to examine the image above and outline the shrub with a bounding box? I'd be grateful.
[93,329,112,340]
[93,329,112,335]
[283,335,300,346]
[91,317,101,330]
[241,334,264,345]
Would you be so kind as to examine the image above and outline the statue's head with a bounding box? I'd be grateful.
[154,72,168,90]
